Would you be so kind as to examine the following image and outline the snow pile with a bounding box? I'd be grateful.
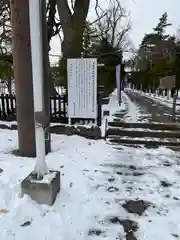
[106,90,122,115]
[121,91,142,122]
[102,89,143,123]
[111,89,128,114]
[30,171,57,184]
[0,129,180,239]
[102,89,129,122]
[100,116,108,137]
[0,129,124,240]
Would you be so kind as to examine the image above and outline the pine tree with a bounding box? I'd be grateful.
[153,12,172,40]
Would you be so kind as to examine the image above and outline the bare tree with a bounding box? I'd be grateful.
[95,0,131,50]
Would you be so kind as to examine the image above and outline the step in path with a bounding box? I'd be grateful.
[105,120,180,148]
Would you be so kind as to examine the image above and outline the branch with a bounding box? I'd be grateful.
[89,12,107,26]
[116,23,131,47]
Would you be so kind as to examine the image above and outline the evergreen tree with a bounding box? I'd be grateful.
[153,12,172,40]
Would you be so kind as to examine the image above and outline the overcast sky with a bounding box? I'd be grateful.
[50,0,180,63]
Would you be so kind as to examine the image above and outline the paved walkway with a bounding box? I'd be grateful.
[125,89,179,123]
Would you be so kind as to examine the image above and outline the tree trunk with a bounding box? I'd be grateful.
[61,30,84,58]
[56,0,90,58]
[56,0,90,88]
[10,0,36,157]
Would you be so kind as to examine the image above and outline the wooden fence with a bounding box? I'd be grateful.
[0,94,102,125]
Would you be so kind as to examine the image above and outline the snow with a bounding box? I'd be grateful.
[128,89,180,111]
[102,89,144,124]
[0,130,125,240]
[1,88,180,239]
[107,135,180,143]
[102,90,120,115]
[121,91,142,122]
[0,121,17,128]
[102,89,129,123]
[100,116,108,138]
[30,171,57,184]
[0,128,180,239]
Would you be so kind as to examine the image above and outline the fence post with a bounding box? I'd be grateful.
[5,94,10,121]
[1,94,6,120]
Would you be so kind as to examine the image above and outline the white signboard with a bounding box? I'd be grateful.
[67,58,97,120]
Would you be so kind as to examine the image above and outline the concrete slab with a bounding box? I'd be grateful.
[21,170,60,206]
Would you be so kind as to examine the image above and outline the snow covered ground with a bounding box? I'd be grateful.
[1,128,180,239]
[101,89,129,137]
[0,90,180,239]
[121,91,142,122]
[102,89,142,123]
[102,89,127,115]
